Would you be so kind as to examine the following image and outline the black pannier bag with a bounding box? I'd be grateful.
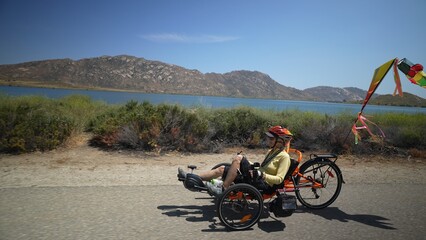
[269,193,297,217]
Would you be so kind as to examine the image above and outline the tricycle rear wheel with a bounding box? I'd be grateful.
[295,159,342,209]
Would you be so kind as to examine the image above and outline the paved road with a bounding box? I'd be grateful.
[1,183,425,240]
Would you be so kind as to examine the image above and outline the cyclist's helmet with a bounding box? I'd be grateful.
[265,125,293,140]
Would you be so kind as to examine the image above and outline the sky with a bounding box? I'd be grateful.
[0,0,425,98]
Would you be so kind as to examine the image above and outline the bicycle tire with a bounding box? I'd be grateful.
[295,159,342,209]
[217,183,263,230]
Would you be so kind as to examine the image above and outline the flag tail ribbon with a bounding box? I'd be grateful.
[393,58,403,96]
[351,113,385,144]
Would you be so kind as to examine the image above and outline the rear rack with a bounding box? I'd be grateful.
[310,153,338,162]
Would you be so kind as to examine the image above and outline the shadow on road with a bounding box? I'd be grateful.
[302,207,396,230]
[158,202,396,232]
[157,201,225,232]
[157,200,286,232]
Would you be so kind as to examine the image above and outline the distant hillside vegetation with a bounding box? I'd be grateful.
[368,92,426,107]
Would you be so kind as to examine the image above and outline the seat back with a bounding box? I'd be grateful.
[264,158,299,193]
[284,158,299,180]
[261,149,303,197]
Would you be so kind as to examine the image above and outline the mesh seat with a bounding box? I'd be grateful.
[260,158,299,194]
[284,158,299,181]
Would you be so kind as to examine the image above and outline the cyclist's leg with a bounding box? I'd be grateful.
[197,155,250,187]
[197,166,225,181]
[222,155,254,188]
[222,155,242,188]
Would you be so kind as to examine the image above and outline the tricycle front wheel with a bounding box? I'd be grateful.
[217,183,263,230]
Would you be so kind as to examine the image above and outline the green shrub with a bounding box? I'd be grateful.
[0,95,74,153]
[2,94,424,155]
[0,94,111,153]
[57,95,109,133]
[156,104,209,152]
[374,113,426,149]
[88,101,156,148]
[207,107,269,146]
[88,101,211,152]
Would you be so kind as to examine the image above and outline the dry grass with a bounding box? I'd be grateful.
[408,148,426,158]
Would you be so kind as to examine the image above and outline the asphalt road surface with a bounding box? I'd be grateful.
[1,183,425,240]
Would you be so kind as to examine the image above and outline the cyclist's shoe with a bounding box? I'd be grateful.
[206,181,223,195]
[177,167,187,181]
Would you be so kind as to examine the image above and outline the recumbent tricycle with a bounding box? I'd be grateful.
[177,149,344,230]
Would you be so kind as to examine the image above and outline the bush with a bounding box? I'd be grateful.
[207,107,270,147]
[57,95,108,133]
[2,94,424,155]
[88,102,426,154]
[374,113,426,149]
[88,101,159,149]
[157,104,210,152]
[89,102,211,152]
[0,94,110,153]
[0,95,74,153]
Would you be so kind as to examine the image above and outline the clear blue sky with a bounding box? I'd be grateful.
[1,0,425,97]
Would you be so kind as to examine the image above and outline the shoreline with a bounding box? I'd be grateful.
[1,83,425,108]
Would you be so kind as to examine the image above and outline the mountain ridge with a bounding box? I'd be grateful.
[0,55,424,105]
[0,55,311,100]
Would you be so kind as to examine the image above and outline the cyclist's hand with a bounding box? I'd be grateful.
[233,154,243,162]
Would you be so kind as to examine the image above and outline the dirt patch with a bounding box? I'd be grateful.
[0,137,425,188]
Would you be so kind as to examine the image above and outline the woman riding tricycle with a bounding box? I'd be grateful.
[177,125,343,230]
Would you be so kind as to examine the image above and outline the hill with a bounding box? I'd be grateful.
[368,92,426,107]
[0,55,423,105]
[0,55,313,100]
[302,86,373,102]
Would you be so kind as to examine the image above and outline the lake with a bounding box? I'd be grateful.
[1,86,425,115]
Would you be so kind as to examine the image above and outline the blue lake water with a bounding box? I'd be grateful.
[1,86,425,115]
